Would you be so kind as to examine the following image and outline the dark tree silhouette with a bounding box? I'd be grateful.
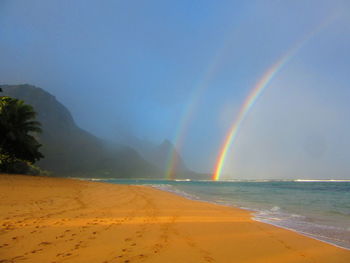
[0,96,44,173]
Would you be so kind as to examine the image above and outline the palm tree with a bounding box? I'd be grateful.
[0,96,44,172]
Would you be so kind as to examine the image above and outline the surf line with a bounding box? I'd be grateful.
[213,19,334,181]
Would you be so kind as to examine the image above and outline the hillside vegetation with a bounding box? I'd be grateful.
[1,85,160,178]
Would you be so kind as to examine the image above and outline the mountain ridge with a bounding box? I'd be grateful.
[1,84,159,178]
[1,84,211,180]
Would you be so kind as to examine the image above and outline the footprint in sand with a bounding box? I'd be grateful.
[204,255,215,263]
[31,249,43,253]
[138,254,146,259]
[39,241,51,246]
[12,256,27,261]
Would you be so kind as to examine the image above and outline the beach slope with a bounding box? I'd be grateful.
[1,174,349,263]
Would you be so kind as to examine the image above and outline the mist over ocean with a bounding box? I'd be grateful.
[97,179,350,250]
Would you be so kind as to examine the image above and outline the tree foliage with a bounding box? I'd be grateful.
[0,95,44,173]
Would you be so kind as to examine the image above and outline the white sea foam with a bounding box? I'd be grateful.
[253,207,350,250]
[174,179,192,182]
[253,216,350,250]
[294,179,350,182]
[270,206,280,212]
[149,184,200,201]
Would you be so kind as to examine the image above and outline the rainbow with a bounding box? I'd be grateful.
[165,63,219,179]
[213,19,334,181]
[165,100,198,180]
[165,38,235,179]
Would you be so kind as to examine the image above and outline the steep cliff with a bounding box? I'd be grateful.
[1,84,160,178]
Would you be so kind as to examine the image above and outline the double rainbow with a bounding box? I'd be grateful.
[165,41,233,179]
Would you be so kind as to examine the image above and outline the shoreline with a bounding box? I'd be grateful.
[1,174,350,262]
[95,178,350,250]
[145,184,350,251]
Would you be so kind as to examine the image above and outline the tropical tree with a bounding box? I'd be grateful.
[0,94,44,173]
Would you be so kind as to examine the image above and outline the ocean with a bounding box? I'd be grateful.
[94,179,350,250]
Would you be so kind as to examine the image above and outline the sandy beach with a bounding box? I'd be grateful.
[1,174,349,263]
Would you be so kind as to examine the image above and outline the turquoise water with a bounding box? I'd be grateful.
[94,179,350,250]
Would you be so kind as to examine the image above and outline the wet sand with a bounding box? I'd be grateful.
[1,174,350,263]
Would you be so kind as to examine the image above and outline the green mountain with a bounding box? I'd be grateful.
[1,84,161,178]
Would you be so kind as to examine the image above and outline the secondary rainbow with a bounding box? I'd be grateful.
[165,34,238,180]
[213,19,333,181]
[165,60,219,180]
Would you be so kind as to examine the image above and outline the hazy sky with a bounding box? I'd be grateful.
[1,0,350,179]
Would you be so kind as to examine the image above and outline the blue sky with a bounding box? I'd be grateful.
[1,0,350,179]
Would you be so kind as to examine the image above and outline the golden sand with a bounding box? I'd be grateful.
[0,174,349,263]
